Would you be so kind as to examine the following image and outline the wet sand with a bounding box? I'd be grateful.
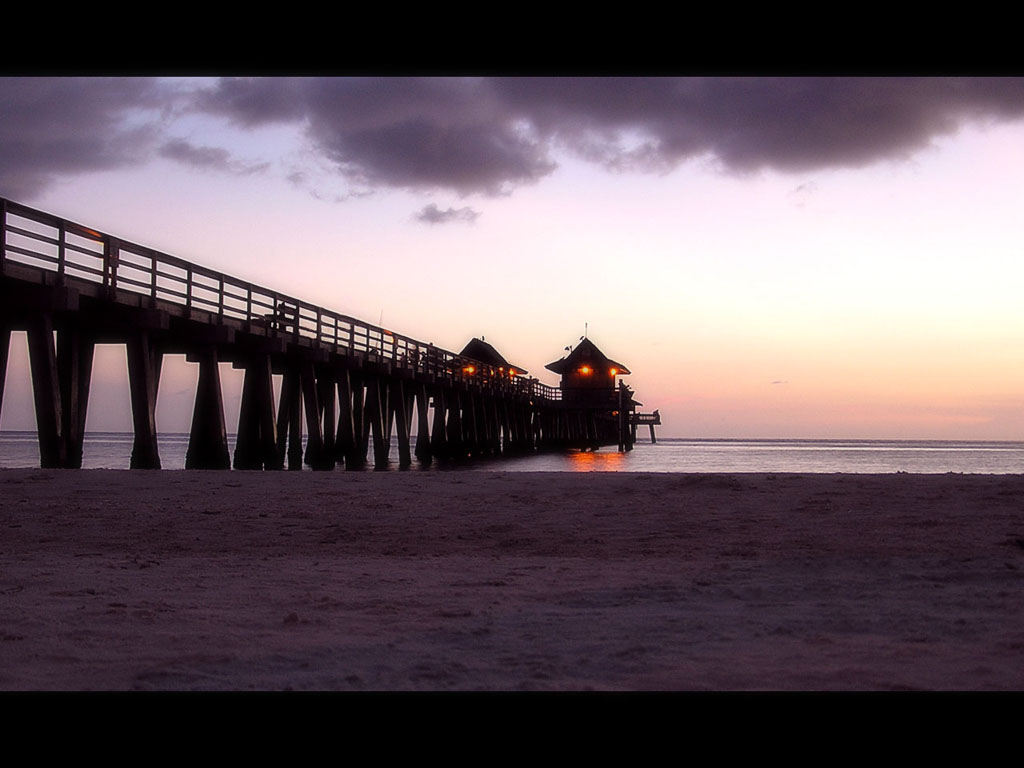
[1,469,1022,690]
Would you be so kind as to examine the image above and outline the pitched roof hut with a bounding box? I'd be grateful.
[458,337,528,377]
[544,337,630,390]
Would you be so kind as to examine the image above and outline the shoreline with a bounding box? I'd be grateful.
[2,470,1023,690]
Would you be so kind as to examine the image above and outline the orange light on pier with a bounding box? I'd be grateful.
[609,368,618,376]
[509,368,517,377]
[463,365,476,375]
[579,366,591,375]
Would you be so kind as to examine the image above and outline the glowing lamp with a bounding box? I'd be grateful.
[609,368,617,376]
[579,366,591,375]
[509,368,516,377]
[463,365,476,374]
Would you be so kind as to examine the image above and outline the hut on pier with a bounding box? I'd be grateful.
[545,338,629,395]
[544,337,640,450]
[458,337,527,378]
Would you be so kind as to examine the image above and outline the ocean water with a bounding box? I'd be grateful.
[1,431,1023,474]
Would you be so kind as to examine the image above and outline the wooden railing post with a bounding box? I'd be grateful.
[0,198,6,275]
[104,237,119,293]
[186,266,193,309]
[57,222,66,282]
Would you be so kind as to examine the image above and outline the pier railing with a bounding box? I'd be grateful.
[631,411,660,425]
[1,198,562,402]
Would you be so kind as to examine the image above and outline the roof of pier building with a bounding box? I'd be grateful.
[544,338,630,378]
[459,337,528,376]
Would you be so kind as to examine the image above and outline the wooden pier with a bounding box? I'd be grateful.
[0,198,659,469]
[632,410,661,444]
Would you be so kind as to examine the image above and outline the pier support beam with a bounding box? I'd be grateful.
[318,370,337,467]
[127,331,162,469]
[430,387,448,460]
[58,325,94,469]
[346,372,369,469]
[233,354,279,470]
[334,370,357,468]
[391,378,413,469]
[487,396,501,455]
[446,390,464,460]
[300,361,333,471]
[24,317,96,469]
[0,324,10,430]
[464,391,480,457]
[185,346,230,470]
[414,383,432,464]
[365,375,391,469]
[276,366,304,470]
[26,314,65,468]
[500,399,512,453]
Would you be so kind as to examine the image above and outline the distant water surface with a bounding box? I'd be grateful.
[1,432,1023,474]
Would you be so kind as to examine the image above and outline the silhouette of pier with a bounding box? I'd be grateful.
[0,198,657,469]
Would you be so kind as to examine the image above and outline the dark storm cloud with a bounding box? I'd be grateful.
[194,77,1024,194]
[490,77,1024,173]
[199,77,556,195]
[0,77,171,199]
[415,203,481,225]
[193,76,307,126]
[4,77,1024,203]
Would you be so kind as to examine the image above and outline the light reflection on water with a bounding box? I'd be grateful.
[1,432,1023,473]
[565,449,628,471]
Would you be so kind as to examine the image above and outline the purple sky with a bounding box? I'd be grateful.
[4,77,1024,439]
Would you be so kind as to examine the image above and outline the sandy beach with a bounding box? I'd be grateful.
[1,468,1023,691]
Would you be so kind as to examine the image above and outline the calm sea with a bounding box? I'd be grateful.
[1,431,1023,473]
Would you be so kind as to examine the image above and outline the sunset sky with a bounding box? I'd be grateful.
[3,76,1024,439]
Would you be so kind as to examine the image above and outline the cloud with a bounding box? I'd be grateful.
[491,77,1024,174]
[190,77,1024,192]
[415,203,481,225]
[5,77,1024,203]
[0,77,173,200]
[198,77,556,196]
[788,181,818,207]
[158,138,268,175]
